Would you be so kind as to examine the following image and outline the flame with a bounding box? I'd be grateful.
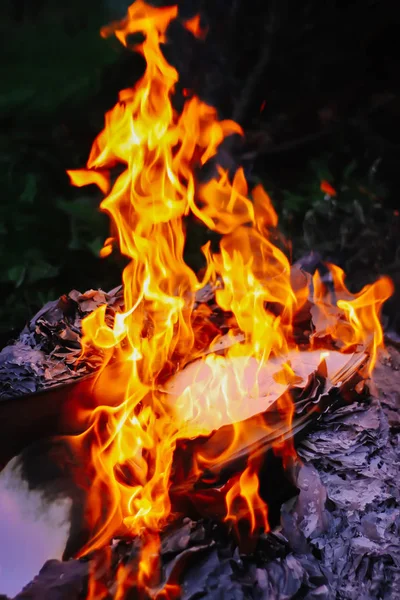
[66,1,393,594]
[183,14,208,40]
[311,264,393,371]
[225,464,269,535]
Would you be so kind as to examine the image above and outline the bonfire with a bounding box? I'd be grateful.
[0,2,395,599]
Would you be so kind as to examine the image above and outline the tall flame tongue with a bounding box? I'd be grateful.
[67,0,393,593]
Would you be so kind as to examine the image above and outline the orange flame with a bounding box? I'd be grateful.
[66,1,393,594]
[311,264,393,371]
[225,465,269,535]
[320,180,337,196]
[183,14,208,40]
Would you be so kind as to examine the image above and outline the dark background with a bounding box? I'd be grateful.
[1,0,399,342]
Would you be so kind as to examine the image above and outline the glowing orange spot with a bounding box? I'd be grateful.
[100,237,114,257]
[320,180,337,196]
[183,14,208,39]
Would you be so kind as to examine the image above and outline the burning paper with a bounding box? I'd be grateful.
[162,350,356,431]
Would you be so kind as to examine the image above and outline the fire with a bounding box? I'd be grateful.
[311,264,392,370]
[183,14,208,40]
[225,465,269,536]
[66,0,393,594]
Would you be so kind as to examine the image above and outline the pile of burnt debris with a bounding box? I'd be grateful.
[4,360,400,599]
[0,276,399,599]
[0,286,124,399]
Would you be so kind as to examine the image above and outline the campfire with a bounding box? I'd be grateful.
[0,2,396,599]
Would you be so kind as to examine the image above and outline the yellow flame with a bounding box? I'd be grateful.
[66,1,393,593]
[311,264,393,371]
[225,465,269,535]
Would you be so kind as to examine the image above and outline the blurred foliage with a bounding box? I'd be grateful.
[281,157,388,251]
[0,0,119,117]
[0,131,114,334]
[278,155,399,296]
[0,0,123,337]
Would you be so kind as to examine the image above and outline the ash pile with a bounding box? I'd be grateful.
[6,381,400,600]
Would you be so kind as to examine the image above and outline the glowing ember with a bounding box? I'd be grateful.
[66,0,393,593]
